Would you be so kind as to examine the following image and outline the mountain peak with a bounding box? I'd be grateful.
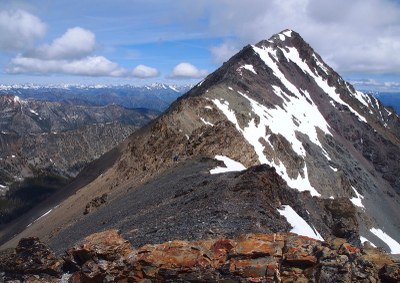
[269,29,296,42]
[3,30,400,258]
[254,29,325,73]
[256,29,306,48]
[179,29,400,251]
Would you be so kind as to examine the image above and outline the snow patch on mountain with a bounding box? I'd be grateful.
[278,205,324,241]
[0,184,9,196]
[13,96,21,103]
[200,117,214,127]
[278,46,368,123]
[250,46,334,154]
[253,46,305,101]
[312,54,329,75]
[350,186,364,208]
[29,109,39,116]
[329,165,338,172]
[370,228,400,254]
[169,85,179,92]
[282,30,293,37]
[34,209,53,223]
[360,236,376,248]
[210,155,246,174]
[352,90,370,108]
[211,99,241,132]
[212,92,322,197]
[238,64,257,75]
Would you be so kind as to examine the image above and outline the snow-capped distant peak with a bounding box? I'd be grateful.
[169,85,180,92]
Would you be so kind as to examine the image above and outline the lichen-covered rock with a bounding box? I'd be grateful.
[2,230,400,282]
[63,229,135,282]
[0,237,62,282]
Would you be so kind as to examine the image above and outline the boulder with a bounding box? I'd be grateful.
[63,229,135,282]
[0,237,62,282]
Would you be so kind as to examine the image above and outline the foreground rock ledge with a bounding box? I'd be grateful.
[1,229,399,282]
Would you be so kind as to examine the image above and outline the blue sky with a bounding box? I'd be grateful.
[0,0,400,91]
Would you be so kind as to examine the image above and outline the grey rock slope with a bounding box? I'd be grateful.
[48,157,360,255]
[3,30,400,255]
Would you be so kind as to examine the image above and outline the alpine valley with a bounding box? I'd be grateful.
[1,30,400,282]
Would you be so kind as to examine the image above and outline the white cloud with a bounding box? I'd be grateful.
[350,79,400,92]
[27,27,95,60]
[6,23,129,77]
[132,64,159,78]
[0,9,46,51]
[210,42,238,63]
[8,55,127,77]
[169,62,208,79]
[174,0,400,74]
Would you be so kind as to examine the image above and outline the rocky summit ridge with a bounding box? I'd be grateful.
[1,29,400,282]
[1,229,400,282]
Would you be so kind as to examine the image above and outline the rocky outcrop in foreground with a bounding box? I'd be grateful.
[1,230,399,282]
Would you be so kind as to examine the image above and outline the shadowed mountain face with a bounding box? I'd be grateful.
[2,30,400,257]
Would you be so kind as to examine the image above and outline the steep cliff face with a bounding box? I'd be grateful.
[2,30,400,258]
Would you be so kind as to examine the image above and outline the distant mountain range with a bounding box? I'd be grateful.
[4,83,398,115]
[0,83,191,111]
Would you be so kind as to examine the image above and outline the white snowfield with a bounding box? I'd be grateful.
[360,236,376,248]
[200,117,214,127]
[277,205,324,241]
[209,155,246,174]
[238,64,257,75]
[370,228,400,254]
[277,44,367,123]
